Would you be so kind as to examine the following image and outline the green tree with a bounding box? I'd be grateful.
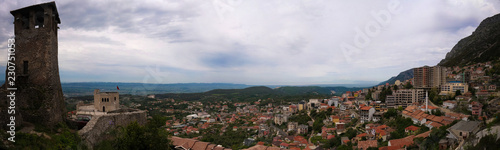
[404,82,413,89]
[366,90,372,100]
[113,117,172,150]
[455,90,462,97]
[327,107,333,116]
[397,106,404,111]
[313,119,324,132]
[343,128,358,139]
[384,108,397,119]
[432,109,443,116]
[378,87,393,103]
[467,134,500,150]
[323,137,341,148]
[393,85,399,91]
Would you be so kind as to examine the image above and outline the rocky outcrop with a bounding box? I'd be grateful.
[438,13,500,67]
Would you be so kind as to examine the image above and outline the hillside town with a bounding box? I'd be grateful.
[2,1,500,150]
[124,61,500,150]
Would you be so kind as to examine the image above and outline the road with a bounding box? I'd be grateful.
[307,111,315,144]
[270,124,288,137]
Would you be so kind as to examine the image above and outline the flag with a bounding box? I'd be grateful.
[117,86,120,90]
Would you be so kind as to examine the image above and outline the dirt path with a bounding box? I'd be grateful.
[307,111,315,144]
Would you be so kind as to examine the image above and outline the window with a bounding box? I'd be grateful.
[21,15,29,29]
[114,97,116,101]
[34,11,44,28]
[101,98,104,102]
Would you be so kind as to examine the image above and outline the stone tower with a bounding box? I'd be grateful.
[1,2,64,129]
[93,89,120,112]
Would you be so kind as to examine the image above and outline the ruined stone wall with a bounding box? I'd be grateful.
[78,110,147,147]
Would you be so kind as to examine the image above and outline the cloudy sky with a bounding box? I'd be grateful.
[0,0,498,85]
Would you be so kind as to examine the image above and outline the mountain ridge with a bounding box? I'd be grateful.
[438,13,500,67]
[377,69,413,86]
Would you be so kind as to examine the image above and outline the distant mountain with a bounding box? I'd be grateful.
[60,82,366,97]
[377,69,413,86]
[155,85,365,102]
[206,86,276,95]
[274,86,334,95]
[61,82,250,97]
[438,13,500,67]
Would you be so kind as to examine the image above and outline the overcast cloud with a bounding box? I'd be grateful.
[0,0,498,85]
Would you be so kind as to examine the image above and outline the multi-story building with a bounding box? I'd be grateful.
[274,114,288,125]
[288,122,298,131]
[386,89,425,108]
[298,101,306,111]
[469,101,483,116]
[297,125,308,134]
[413,66,446,88]
[307,99,321,110]
[448,121,481,143]
[440,82,468,95]
[328,97,340,107]
[359,106,375,123]
[372,91,381,101]
[94,89,120,112]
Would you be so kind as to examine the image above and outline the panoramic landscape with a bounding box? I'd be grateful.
[1,0,500,150]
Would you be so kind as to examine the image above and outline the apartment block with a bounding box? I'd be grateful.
[413,66,446,88]
[386,89,425,109]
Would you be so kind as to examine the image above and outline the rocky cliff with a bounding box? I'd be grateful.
[438,13,500,67]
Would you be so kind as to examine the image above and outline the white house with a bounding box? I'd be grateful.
[359,106,376,123]
[443,100,457,109]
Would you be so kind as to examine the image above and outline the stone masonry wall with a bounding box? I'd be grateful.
[78,110,147,148]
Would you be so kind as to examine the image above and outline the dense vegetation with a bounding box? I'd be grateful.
[465,133,500,150]
[95,115,172,150]
[201,128,253,149]
[413,120,458,149]
[288,110,312,125]
[0,123,87,150]
[155,86,340,103]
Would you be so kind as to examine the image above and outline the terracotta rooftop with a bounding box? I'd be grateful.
[378,145,402,150]
[356,133,368,137]
[242,145,285,150]
[358,140,378,150]
[405,125,419,131]
[171,136,231,150]
[389,136,414,148]
[360,106,373,111]
[192,141,211,150]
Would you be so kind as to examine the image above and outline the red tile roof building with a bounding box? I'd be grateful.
[357,140,378,150]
